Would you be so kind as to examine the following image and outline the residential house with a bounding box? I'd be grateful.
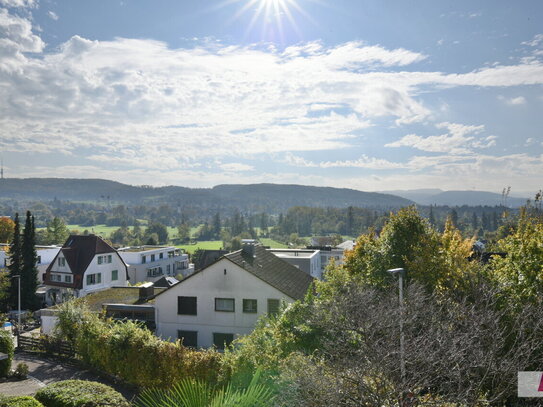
[267,248,322,279]
[154,240,314,349]
[117,246,193,283]
[41,283,165,334]
[307,245,347,273]
[0,244,60,279]
[43,235,128,304]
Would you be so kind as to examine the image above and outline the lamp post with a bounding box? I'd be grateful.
[387,267,406,387]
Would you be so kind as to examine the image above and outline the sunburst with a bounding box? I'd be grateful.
[213,0,316,43]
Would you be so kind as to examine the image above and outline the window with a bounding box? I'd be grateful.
[168,251,174,258]
[51,274,62,282]
[142,255,146,264]
[215,298,235,312]
[86,273,101,286]
[64,275,72,283]
[111,269,118,281]
[107,255,112,263]
[151,254,156,262]
[147,267,163,277]
[177,296,197,315]
[58,257,66,267]
[37,255,42,264]
[213,333,234,350]
[243,299,257,313]
[97,256,103,265]
[267,299,280,315]
[177,330,198,348]
[159,252,163,259]
[166,264,171,274]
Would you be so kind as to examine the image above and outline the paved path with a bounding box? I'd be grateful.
[0,351,138,402]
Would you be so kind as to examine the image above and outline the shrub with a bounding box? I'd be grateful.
[34,380,130,407]
[55,301,223,388]
[0,330,14,377]
[13,362,29,379]
[0,396,44,407]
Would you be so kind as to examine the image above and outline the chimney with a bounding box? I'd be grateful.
[241,239,257,258]
[138,282,154,301]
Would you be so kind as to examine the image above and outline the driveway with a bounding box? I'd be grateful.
[0,351,137,402]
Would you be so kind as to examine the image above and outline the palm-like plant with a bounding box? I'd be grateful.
[136,370,275,407]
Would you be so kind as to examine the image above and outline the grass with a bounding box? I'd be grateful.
[39,224,181,241]
[176,240,224,254]
[259,238,288,248]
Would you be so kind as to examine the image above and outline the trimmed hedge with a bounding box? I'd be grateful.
[0,330,14,377]
[0,396,44,407]
[34,380,130,407]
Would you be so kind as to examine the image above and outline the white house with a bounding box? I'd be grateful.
[154,241,314,349]
[117,245,193,284]
[44,235,128,304]
[267,248,322,279]
[0,244,60,278]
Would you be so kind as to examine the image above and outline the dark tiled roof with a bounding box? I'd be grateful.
[153,276,178,288]
[225,245,314,300]
[45,235,125,289]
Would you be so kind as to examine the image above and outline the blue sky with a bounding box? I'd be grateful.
[0,0,542,194]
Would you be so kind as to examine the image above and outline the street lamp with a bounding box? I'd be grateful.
[387,267,406,387]
[11,275,21,335]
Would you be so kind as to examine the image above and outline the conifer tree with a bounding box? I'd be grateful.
[7,213,21,309]
[21,211,39,310]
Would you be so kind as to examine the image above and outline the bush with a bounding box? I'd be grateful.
[55,301,222,388]
[0,396,44,407]
[13,362,29,379]
[34,380,130,407]
[0,330,14,377]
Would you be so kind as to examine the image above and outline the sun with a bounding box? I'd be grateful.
[221,0,312,43]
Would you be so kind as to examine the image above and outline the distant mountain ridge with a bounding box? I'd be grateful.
[382,189,529,207]
[0,178,413,213]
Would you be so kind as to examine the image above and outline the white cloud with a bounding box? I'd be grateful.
[283,152,405,170]
[385,122,487,154]
[219,163,255,172]
[498,95,526,105]
[522,34,543,47]
[0,0,35,8]
[47,11,59,21]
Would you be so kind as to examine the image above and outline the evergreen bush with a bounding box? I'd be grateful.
[0,396,44,407]
[0,330,14,377]
[34,380,130,407]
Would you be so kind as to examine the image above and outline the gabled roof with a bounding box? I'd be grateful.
[45,235,125,289]
[156,244,314,301]
[224,245,314,300]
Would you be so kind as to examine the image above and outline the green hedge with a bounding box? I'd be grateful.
[0,330,14,377]
[34,380,130,407]
[0,396,44,407]
[56,302,222,388]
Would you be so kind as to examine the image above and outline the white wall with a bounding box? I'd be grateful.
[155,258,295,348]
[81,253,128,295]
[119,247,190,284]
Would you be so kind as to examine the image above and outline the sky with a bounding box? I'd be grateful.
[0,0,542,195]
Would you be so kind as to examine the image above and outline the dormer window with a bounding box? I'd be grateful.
[58,257,66,267]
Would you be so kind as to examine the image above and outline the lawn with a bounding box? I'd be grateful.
[46,224,181,241]
[177,240,224,254]
[258,238,288,248]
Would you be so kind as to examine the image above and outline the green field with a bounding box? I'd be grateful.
[177,240,223,254]
[39,224,180,240]
[259,238,288,248]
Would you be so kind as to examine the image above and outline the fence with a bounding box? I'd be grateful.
[18,335,76,358]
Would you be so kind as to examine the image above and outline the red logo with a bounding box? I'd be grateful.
[538,373,543,392]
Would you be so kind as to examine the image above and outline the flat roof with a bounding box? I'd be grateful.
[118,246,173,253]
[268,249,318,258]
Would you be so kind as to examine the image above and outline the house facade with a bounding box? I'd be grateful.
[117,245,193,283]
[44,235,128,304]
[267,248,322,279]
[154,241,313,349]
